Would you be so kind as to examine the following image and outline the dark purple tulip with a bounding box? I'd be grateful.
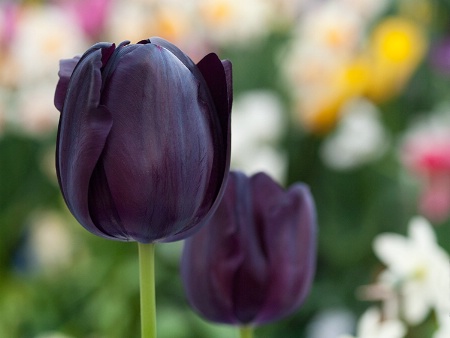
[54,37,232,243]
[181,171,316,325]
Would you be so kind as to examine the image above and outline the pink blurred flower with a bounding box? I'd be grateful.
[401,114,450,222]
[0,1,19,48]
[58,0,111,39]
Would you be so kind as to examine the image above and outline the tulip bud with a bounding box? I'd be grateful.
[55,37,232,243]
[181,171,316,325]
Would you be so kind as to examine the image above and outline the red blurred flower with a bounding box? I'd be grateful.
[401,117,450,222]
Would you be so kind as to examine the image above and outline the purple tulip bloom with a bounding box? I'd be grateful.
[181,171,316,325]
[54,37,232,243]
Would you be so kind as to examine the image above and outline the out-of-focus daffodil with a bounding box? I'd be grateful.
[299,57,370,133]
[365,17,427,102]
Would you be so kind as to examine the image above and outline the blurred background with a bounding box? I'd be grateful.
[1,0,450,337]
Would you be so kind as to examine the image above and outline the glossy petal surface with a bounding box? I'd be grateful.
[55,38,232,242]
[181,171,317,325]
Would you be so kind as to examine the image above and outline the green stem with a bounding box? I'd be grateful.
[239,326,254,338]
[138,242,157,338]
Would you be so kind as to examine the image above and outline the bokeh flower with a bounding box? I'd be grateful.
[231,90,287,182]
[434,312,450,338]
[58,0,112,40]
[3,4,87,136]
[337,0,389,20]
[373,216,449,325]
[282,1,370,133]
[197,0,273,46]
[26,211,74,274]
[339,307,406,338]
[401,110,450,222]
[10,5,87,86]
[106,0,202,58]
[365,17,427,102]
[181,171,316,326]
[320,98,388,170]
[55,37,232,243]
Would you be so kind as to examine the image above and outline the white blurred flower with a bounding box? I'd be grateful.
[434,312,450,338]
[196,0,273,46]
[373,216,450,325]
[281,2,371,133]
[320,98,388,170]
[10,5,87,85]
[337,0,389,20]
[231,90,287,183]
[283,41,342,90]
[271,0,313,26]
[298,1,364,58]
[13,83,60,136]
[306,308,355,338]
[28,211,74,273]
[339,307,406,338]
[107,0,197,52]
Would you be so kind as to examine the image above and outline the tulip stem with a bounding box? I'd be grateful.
[239,326,254,338]
[138,242,157,338]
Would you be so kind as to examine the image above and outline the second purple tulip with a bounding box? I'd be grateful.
[181,171,317,327]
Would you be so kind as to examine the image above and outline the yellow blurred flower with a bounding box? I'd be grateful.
[365,17,427,102]
[299,57,370,133]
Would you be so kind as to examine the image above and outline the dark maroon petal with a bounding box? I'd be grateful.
[98,43,214,242]
[54,56,80,113]
[87,147,128,240]
[101,43,116,67]
[253,180,316,324]
[55,42,115,113]
[161,53,232,242]
[181,176,244,323]
[149,36,198,74]
[56,47,115,239]
[197,54,232,131]
[222,60,233,109]
[56,38,232,243]
[226,172,268,324]
[181,171,316,326]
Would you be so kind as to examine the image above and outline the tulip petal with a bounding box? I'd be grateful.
[164,54,233,242]
[222,60,233,109]
[54,56,80,113]
[149,37,198,74]
[98,43,214,242]
[56,46,115,239]
[181,171,316,325]
[182,181,244,323]
[57,38,232,243]
[252,177,317,324]
[197,54,232,130]
[230,172,270,324]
